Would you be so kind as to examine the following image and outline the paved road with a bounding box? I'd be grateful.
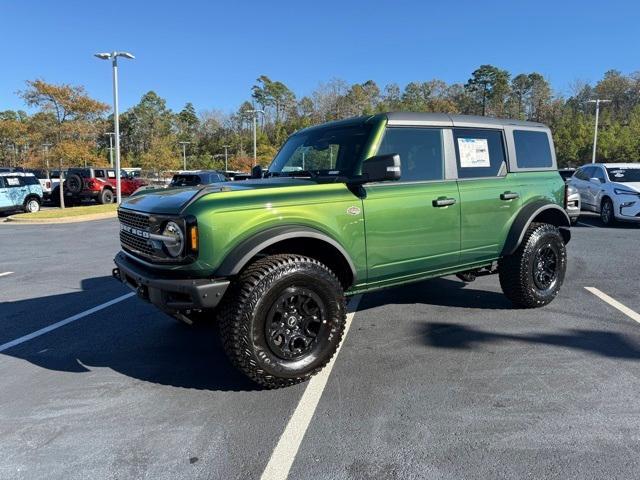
[1,215,639,479]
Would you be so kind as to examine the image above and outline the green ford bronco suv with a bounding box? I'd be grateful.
[113,112,571,388]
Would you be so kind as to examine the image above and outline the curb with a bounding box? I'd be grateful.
[3,211,117,225]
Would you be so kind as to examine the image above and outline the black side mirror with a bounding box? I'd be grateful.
[357,154,401,183]
[251,165,263,179]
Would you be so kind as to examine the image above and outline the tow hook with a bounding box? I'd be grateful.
[112,267,121,281]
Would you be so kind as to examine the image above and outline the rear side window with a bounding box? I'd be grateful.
[5,176,22,187]
[454,129,506,179]
[107,170,116,179]
[376,127,444,182]
[513,130,553,169]
[94,169,105,178]
[23,176,39,186]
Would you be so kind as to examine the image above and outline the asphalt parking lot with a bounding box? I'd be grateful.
[1,215,639,480]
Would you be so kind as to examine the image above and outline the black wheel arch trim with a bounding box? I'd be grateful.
[216,225,358,284]
[502,201,571,256]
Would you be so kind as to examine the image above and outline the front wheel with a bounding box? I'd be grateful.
[218,254,347,389]
[600,198,615,226]
[498,223,567,308]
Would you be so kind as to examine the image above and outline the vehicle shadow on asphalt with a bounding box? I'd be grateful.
[358,277,513,311]
[422,322,640,360]
[3,276,260,392]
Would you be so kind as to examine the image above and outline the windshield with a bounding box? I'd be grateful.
[170,174,202,187]
[268,123,373,178]
[607,167,640,183]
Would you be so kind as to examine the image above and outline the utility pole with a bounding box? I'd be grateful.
[95,51,135,204]
[222,145,231,171]
[247,109,264,166]
[179,141,190,170]
[586,99,611,163]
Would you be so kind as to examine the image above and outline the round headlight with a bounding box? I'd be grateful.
[162,221,184,257]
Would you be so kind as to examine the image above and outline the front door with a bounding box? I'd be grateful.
[453,128,522,264]
[0,178,12,209]
[362,127,461,285]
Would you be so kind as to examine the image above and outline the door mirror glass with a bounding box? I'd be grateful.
[357,154,401,183]
[251,165,264,179]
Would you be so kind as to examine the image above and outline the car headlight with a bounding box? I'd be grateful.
[162,221,184,257]
[614,188,640,196]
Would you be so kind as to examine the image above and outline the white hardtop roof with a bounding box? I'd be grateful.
[595,163,640,169]
[0,171,35,177]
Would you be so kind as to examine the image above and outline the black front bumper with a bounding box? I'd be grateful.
[113,251,230,311]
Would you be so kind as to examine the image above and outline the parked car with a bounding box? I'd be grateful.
[26,169,59,201]
[53,167,147,205]
[0,172,43,213]
[565,184,581,224]
[114,112,571,388]
[169,170,228,187]
[558,168,576,182]
[568,163,640,225]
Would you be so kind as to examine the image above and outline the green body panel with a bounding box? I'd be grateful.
[119,114,566,296]
[361,181,461,284]
[181,182,368,282]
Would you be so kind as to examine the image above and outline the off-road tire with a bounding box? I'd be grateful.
[98,188,114,204]
[23,197,41,213]
[600,197,615,226]
[218,254,347,389]
[498,222,567,308]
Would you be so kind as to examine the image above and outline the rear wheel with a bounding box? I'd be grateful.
[498,223,567,308]
[97,188,114,204]
[600,198,615,226]
[23,197,41,213]
[218,254,347,388]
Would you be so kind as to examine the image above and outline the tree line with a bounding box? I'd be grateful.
[1,65,640,173]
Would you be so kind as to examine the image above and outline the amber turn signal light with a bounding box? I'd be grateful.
[189,225,198,252]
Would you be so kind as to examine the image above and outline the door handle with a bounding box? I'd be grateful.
[500,191,519,201]
[433,197,456,207]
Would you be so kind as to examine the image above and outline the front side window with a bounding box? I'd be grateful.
[454,128,506,179]
[513,130,553,169]
[268,123,372,178]
[375,127,444,182]
[592,167,606,183]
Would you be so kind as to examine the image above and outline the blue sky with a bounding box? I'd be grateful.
[1,0,638,114]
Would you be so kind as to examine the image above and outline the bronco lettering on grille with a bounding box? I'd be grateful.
[120,224,150,239]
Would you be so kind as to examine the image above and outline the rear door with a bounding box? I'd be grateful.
[573,166,595,209]
[362,126,461,284]
[454,128,521,264]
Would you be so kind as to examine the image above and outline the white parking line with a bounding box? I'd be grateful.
[260,295,362,480]
[577,221,594,228]
[0,292,135,353]
[0,271,14,278]
[585,287,640,324]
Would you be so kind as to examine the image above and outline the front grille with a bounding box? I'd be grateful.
[118,209,150,230]
[120,230,154,256]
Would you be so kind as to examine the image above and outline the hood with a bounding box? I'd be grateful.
[120,177,316,214]
[611,182,640,193]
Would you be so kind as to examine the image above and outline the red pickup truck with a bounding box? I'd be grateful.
[54,167,147,205]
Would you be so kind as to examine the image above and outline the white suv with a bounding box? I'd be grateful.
[569,163,640,225]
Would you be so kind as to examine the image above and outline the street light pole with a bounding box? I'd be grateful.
[247,109,264,166]
[222,145,230,171]
[95,51,135,204]
[179,141,190,170]
[106,132,115,168]
[586,99,611,163]
[41,143,52,172]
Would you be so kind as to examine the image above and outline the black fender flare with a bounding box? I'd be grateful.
[215,225,358,282]
[502,201,571,256]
